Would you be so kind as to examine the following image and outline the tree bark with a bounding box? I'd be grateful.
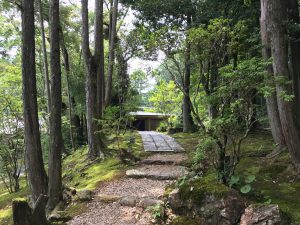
[208,57,218,119]
[260,0,286,153]
[287,0,300,107]
[13,195,48,225]
[21,0,48,203]
[183,14,195,132]
[266,0,300,165]
[38,0,51,116]
[116,41,130,103]
[48,0,63,210]
[105,0,119,106]
[95,0,105,116]
[81,0,105,159]
[61,33,76,151]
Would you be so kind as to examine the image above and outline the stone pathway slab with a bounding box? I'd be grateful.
[126,165,188,180]
[139,131,184,152]
[140,153,187,165]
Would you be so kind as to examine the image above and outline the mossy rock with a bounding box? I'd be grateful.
[169,174,246,225]
[178,176,229,204]
[171,216,203,225]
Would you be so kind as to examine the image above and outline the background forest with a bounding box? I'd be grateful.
[0,0,300,224]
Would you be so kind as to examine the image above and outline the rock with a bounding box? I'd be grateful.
[77,190,93,201]
[96,194,121,203]
[48,211,61,222]
[118,148,140,164]
[139,198,163,209]
[126,169,146,178]
[119,196,138,207]
[168,189,184,210]
[240,204,290,225]
[168,178,246,225]
[126,166,189,180]
[62,187,76,204]
[48,201,69,222]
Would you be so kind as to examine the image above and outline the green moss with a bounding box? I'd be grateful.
[62,202,88,219]
[233,132,300,224]
[164,184,175,197]
[179,174,229,204]
[0,178,29,225]
[63,131,145,190]
[0,208,12,225]
[63,148,124,190]
[171,216,203,225]
[171,130,300,224]
[12,198,26,202]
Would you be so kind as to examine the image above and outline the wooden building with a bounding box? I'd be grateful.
[130,111,170,131]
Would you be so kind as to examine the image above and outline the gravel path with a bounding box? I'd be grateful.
[97,178,172,198]
[68,202,153,225]
[67,132,185,225]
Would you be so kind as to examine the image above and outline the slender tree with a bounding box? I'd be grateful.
[260,0,286,155]
[38,0,51,116]
[48,0,63,209]
[61,33,76,151]
[287,0,300,108]
[95,0,105,117]
[265,0,300,165]
[81,0,105,159]
[182,13,195,132]
[21,0,48,202]
[105,0,119,106]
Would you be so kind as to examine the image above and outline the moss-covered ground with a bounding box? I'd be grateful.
[235,131,300,224]
[0,130,144,225]
[173,131,300,224]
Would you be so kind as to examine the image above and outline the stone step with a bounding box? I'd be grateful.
[140,154,188,165]
[95,194,164,209]
[95,194,122,203]
[126,165,189,180]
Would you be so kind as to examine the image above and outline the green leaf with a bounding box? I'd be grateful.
[264,199,272,204]
[240,184,252,194]
[229,175,240,187]
[245,175,256,184]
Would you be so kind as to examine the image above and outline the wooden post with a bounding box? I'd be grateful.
[13,195,48,225]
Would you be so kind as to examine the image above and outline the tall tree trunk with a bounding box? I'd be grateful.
[61,34,76,151]
[105,0,119,106]
[183,14,195,132]
[95,0,105,116]
[208,57,218,119]
[38,0,51,116]
[266,0,300,165]
[21,0,48,203]
[260,0,286,154]
[116,42,129,103]
[81,0,104,159]
[287,0,300,107]
[48,0,63,210]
